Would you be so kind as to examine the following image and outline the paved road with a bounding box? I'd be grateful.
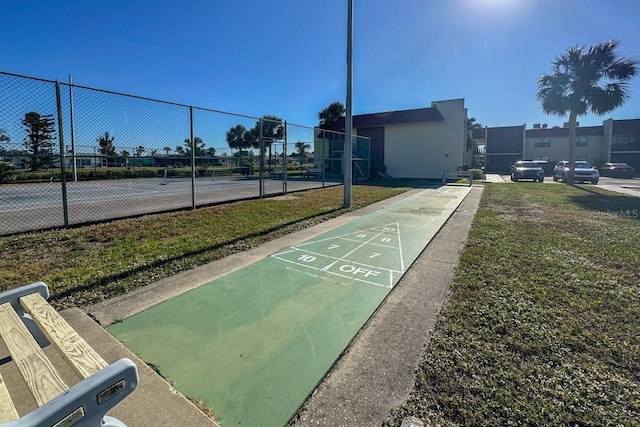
[0,176,339,235]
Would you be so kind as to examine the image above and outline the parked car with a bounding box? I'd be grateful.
[599,162,636,178]
[510,161,544,182]
[552,161,599,184]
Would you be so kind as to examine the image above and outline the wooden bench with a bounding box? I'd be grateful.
[442,170,473,187]
[302,167,322,179]
[0,282,138,427]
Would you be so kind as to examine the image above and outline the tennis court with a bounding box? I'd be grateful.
[107,185,471,426]
[0,176,339,235]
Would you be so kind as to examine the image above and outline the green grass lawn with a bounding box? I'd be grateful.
[0,179,420,309]
[385,184,640,426]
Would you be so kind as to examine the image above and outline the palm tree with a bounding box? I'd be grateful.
[256,115,284,168]
[226,125,247,149]
[97,132,116,156]
[318,101,345,129]
[258,115,284,143]
[466,117,482,134]
[294,141,310,163]
[537,40,638,185]
[163,146,172,156]
[183,137,205,156]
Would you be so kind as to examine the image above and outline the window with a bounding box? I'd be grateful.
[577,155,588,161]
[487,138,522,154]
[534,138,551,147]
[615,135,632,145]
[576,136,588,147]
[533,156,550,161]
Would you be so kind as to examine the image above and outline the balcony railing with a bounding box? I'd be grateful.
[611,142,640,152]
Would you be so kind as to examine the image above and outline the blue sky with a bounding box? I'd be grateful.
[2,0,640,129]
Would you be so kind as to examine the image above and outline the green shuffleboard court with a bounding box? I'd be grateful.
[108,186,471,426]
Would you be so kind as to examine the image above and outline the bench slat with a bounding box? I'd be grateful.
[20,293,108,380]
[0,373,19,423]
[0,302,68,407]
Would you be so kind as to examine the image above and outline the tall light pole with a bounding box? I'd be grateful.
[344,0,353,208]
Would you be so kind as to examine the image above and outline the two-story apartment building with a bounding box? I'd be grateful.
[482,119,640,173]
[320,97,640,178]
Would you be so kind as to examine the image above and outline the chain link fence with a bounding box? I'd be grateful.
[0,71,369,236]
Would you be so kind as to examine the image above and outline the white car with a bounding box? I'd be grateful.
[552,161,599,184]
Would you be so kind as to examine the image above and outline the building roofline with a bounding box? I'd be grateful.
[332,106,444,130]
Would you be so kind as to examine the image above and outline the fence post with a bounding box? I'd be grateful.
[259,119,264,198]
[68,75,77,182]
[190,106,196,210]
[55,81,69,227]
[283,121,288,194]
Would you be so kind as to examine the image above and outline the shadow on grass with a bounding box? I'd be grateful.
[568,185,640,221]
[49,207,343,305]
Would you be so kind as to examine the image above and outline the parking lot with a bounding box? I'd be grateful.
[496,174,640,196]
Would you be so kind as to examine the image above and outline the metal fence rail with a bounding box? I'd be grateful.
[0,71,369,236]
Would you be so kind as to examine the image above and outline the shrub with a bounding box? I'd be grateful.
[470,168,484,180]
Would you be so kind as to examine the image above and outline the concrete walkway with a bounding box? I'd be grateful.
[483,173,505,183]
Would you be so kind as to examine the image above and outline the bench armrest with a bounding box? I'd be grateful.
[2,358,139,427]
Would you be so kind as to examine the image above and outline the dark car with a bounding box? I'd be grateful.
[599,162,636,178]
[511,161,544,182]
[552,160,599,184]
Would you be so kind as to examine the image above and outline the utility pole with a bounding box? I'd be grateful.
[344,0,353,208]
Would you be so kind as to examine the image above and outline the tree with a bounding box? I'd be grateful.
[226,125,248,149]
[0,129,9,159]
[257,115,284,144]
[163,146,172,156]
[466,117,483,133]
[537,40,638,184]
[97,132,116,156]
[183,137,205,156]
[0,162,16,183]
[175,146,186,156]
[318,101,345,129]
[135,146,145,157]
[121,150,130,168]
[294,141,310,162]
[206,147,216,156]
[0,128,9,144]
[243,127,257,147]
[254,115,284,168]
[22,112,56,172]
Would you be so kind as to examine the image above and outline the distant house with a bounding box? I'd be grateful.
[327,98,469,179]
